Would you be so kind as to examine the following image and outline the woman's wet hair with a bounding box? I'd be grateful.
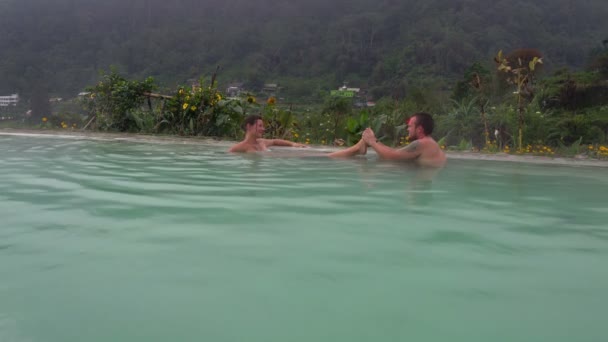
[242,114,262,131]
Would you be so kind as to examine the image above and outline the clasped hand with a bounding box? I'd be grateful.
[362,128,376,145]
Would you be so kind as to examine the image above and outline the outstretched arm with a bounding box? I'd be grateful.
[369,140,421,160]
[262,139,308,148]
[363,128,421,161]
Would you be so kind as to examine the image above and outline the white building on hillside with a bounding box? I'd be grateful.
[0,94,19,107]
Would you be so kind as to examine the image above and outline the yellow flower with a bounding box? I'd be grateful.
[41,117,48,122]
[178,89,184,95]
[247,96,256,104]
[183,103,189,110]
[267,97,276,105]
[190,106,197,111]
[294,133,299,138]
[216,93,222,101]
[588,145,594,150]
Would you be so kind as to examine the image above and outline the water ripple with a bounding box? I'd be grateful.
[2,135,608,342]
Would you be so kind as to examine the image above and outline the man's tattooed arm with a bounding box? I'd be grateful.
[399,140,420,152]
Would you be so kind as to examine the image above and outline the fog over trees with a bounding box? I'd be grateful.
[1,0,607,100]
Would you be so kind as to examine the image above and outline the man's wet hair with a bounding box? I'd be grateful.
[242,114,262,131]
[410,112,434,135]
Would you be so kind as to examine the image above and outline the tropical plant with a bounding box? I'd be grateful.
[157,77,245,137]
[322,96,352,140]
[345,110,369,145]
[495,49,543,151]
[83,69,157,132]
[262,100,297,139]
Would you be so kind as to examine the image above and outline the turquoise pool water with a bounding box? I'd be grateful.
[1,134,607,342]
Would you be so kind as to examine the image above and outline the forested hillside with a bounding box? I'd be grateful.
[1,0,607,100]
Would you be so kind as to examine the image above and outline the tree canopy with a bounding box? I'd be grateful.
[1,0,607,100]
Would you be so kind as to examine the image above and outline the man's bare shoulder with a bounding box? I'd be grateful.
[398,138,442,155]
[229,141,251,153]
[229,139,268,153]
[417,137,441,149]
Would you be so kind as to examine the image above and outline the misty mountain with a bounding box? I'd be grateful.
[1,0,607,99]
